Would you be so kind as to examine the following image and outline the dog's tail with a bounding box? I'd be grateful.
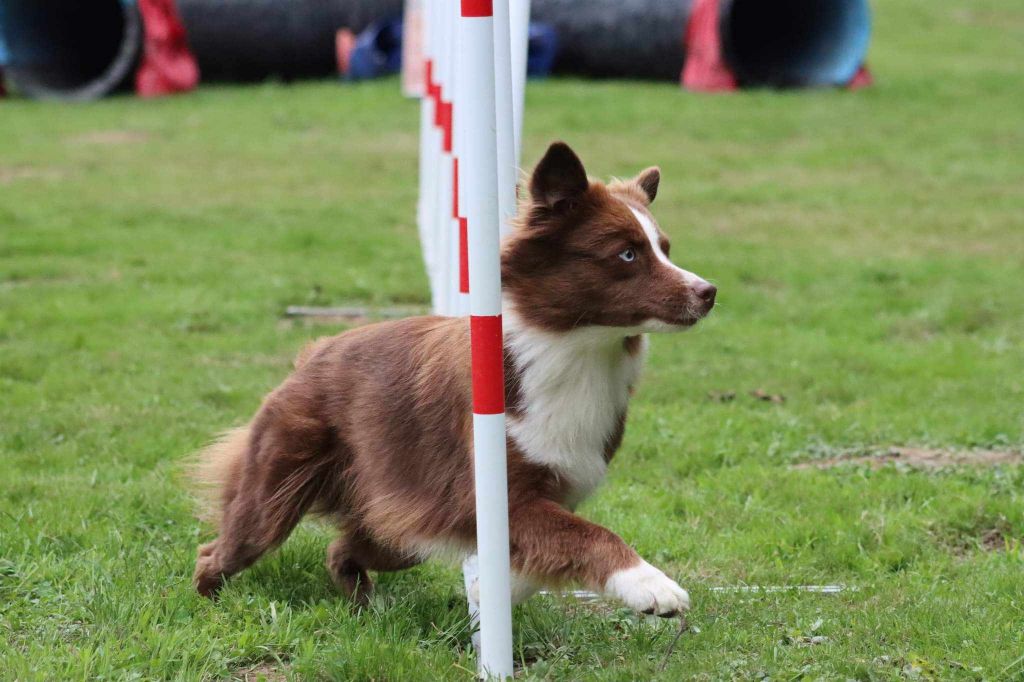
[190,425,250,526]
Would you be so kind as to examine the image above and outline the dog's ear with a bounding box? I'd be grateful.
[634,166,660,204]
[530,142,589,212]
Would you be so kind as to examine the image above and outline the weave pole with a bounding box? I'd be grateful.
[417,0,440,307]
[435,0,455,315]
[493,0,516,233]
[419,1,528,312]
[451,2,471,316]
[461,0,514,677]
[509,1,531,180]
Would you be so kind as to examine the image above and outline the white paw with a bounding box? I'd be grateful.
[604,560,691,617]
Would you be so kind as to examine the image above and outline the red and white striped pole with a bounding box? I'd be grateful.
[435,0,456,315]
[453,5,471,317]
[510,1,531,168]
[417,0,440,307]
[493,0,516,233]
[445,2,468,316]
[461,0,514,677]
[419,2,526,313]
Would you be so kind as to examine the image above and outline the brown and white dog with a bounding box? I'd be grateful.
[192,142,716,618]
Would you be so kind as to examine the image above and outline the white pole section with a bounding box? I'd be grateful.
[461,0,514,678]
[444,2,463,316]
[493,0,517,235]
[454,7,471,317]
[510,0,531,167]
[417,70,436,303]
[401,0,426,98]
[433,0,453,314]
[462,0,523,622]
[432,0,451,314]
[419,0,440,308]
[457,3,478,637]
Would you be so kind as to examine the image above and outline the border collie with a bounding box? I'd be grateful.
[192,142,716,618]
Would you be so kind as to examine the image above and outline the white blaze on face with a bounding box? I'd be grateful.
[629,207,709,290]
[629,206,711,332]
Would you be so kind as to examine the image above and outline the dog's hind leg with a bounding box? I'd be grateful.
[193,407,333,598]
[326,526,421,605]
[194,498,299,597]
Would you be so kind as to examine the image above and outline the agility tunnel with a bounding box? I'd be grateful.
[0,0,401,100]
[531,0,871,87]
[0,0,870,100]
[176,0,401,82]
[0,0,143,100]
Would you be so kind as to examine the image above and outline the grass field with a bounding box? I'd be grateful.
[2,0,1023,679]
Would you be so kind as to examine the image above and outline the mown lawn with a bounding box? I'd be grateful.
[2,0,1023,679]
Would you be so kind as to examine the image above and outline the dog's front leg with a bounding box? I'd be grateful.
[508,499,690,617]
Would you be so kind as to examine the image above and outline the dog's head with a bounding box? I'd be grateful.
[502,142,716,333]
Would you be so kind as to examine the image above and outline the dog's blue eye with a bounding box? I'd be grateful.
[619,248,636,262]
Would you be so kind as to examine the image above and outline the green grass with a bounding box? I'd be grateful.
[2,0,1023,679]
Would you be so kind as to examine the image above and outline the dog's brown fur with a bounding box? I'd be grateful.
[192,142,715,609]
[192,316,633,600]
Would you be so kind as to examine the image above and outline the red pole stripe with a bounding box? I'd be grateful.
[434,89,444,127]
[452,158,460,219]
[470,315,504,414]
[425,60,436,96]
[441,101,453,152]
[461,0,493,18]
[459,217,469,294]
[426,61,441,128]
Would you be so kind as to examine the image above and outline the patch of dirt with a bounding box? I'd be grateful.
[0,166,67,185]
[706,389,786,404]
[979,528,1011,552]
[943,520,1019,559]
[279,305,429,329]
[233,663,288,682]
[66,130,151,146]
[750,389,786,404]
[952,7,1024,30]
[197,352,293,369]
[793,446,1022,471]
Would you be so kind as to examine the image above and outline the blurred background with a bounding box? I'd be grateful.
[0,0,874,99]
[1,1,1022,680]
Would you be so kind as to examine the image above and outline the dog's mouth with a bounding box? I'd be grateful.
[636,315,701,333]
[690,304,715,324]
[642,300,715,332]
[672,315,705,329]
[685,294,717,324]
[654,285,717,330]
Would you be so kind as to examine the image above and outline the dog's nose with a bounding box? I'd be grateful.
[694,282,717,306]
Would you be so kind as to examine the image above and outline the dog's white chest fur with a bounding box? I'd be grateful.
[504,309,648,507]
